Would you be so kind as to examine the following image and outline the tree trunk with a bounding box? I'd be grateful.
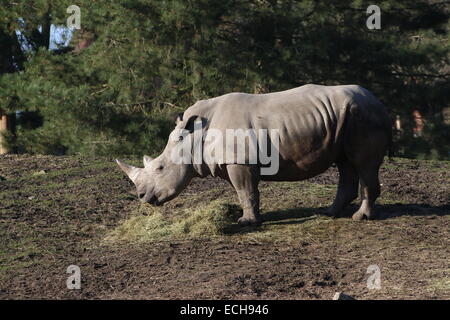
[0,110,10,154]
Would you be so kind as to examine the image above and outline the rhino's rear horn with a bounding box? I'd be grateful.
[116,159,140,183]
[143,155,153,168]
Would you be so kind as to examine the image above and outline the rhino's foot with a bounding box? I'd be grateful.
[352,210,375,221]
[352,211,367,221]
[238,216,262,226]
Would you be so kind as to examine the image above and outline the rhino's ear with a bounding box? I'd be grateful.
[116,159,140,184]
[180,115,205,133]
[143,155,153,168]
[175,113,184,126]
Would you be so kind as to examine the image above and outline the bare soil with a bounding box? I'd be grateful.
[0,155,448,299]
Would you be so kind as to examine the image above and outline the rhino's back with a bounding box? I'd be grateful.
[188,84,376,130]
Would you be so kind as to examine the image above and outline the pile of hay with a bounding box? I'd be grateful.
[105,200,242,242]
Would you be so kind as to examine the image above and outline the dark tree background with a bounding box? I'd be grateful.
[0,0,449,158]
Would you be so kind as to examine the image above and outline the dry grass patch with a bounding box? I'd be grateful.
[104,200,242,242]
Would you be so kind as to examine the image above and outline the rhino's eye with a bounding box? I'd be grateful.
[178,135,184,142]
[156,165,164,171]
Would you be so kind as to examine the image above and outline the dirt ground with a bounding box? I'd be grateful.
[0,155,449,299]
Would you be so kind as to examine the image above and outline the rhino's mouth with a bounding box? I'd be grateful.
[148,195,162,206]
[147,190,180,206]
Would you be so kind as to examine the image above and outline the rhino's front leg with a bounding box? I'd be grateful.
[226,164,262,226]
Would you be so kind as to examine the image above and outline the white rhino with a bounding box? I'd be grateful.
[117,84,392,225]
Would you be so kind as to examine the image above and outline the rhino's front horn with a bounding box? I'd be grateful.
[116,159,140,183]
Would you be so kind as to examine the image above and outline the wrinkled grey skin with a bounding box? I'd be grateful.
[117,84,391,225]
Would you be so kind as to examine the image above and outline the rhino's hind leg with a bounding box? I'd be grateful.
[344,115,389,220]
[327,160,359,218]
[227,164,262,226]
[352,165,381,220]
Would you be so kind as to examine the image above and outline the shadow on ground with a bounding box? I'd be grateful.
[338,202,449,220]
[224,202,450,235]
[223,206,323,235]
[375,203,450,220]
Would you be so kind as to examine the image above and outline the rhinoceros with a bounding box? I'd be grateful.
[117,84,391,225]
